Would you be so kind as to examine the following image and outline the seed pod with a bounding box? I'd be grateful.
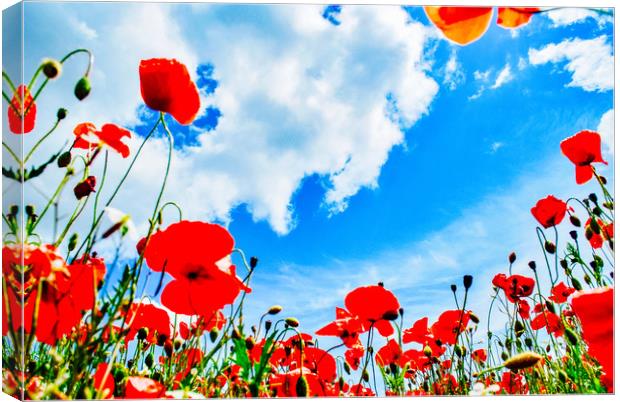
[503,352,543,370]
[74,76,91,100]
[450,284,457,293]
[528,261,536,271]
[463,275,473,290]
[265,320,272,332]
[295,375,308,397]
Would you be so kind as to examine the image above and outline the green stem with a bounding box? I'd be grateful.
[2,142,21,165]
[2,71,17,92]
[22,118,61,165]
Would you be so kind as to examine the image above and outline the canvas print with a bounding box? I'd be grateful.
[1,2,615,399]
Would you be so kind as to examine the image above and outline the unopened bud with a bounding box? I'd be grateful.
[423,345,432,357]
[267,305,283,315]
[592,206,603,217]
[588,193,598,203]
[503,352,542,370]
[250,256,259,269]
[362,370,370,382]
[209,328,219,342]
[145,353,154,368]
[137,327,149,341]
[42,59,62,79]
[570,277,583,291]
[296,375,308,397]
[245,336,255,350]
[264,320,272,332]
[564,327,578,345]
[544,241,556,254]
[58,151,72,168]
[56,108,67,120]
[463,275,473,290]
[450,284,457,293]
[285,318,299,328]
[569,215,581,227]
[528,261,536,270]
[74,76,91,100]
[343,362,351,375]
[68,233,78,252]
[469,312,480,324]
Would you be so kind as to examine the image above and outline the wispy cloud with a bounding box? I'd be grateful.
[528,35,613,92]
[490,63,513,89]
[469,63,513,100]
[544,7,613,27]
[443,49,465,90]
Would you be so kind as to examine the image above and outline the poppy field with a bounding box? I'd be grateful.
[1,4,615,400]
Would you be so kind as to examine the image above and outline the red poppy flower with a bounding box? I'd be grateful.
[290,346,337,383]
[125,303,171,344]
[375,339,404,367]
[124,377,166,398]
[585,218,614,249]
[497,7,540,28]
[531,311,564,337]
[316,307,365,347]
[561,130,608,184]
[430,309,471,345]
[93,363,114,399]
[73,123,132,158]
[143,221,250,316]
[571,287,613,392]
[74,176,97,200]
[171,348,204,380]
[344,284,400,337]
[139,58,200,125]
[344,341,364,370]
[517,299,531,319]
[349,384,375,397]
[425,7,493,45]
[500,371,528,394]
[531,195,567,228]
[549,281,576,303]
[492,273,535,303]
[7,84,36,134]
[403,317,431,345]
[472,348,487,364]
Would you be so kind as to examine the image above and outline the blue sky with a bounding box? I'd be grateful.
[6,3,614,344]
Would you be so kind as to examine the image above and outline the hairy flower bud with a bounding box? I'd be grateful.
[58,151,72,168]
[285,317,299,328]
[569,215,581,227]
[296,376,308,397]
[508,251,517,264]
[56,107,68,120]
[145,353,154,368]
[267,305,283,315]
[209,328,219,342]
[42,58,62,79]
[137,327,149,341]
[503,352,543,370]
[544,241,556,254]
[250,256,259,269]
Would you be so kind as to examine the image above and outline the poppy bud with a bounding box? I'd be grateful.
[25,205,35,217]
[544,241,556,254]
[343,362,351,375]
[399,307,404,316]
[295,375,308,397]
[450,284,457,293]
[267,305,283,315]
[600,175,607,185]
[546,344,551,353]
[164,339,173,357]
[593,206,603,217]
[564,327,579,346]
[569,215,581,227]
[506,252,516,265]
[245,336,255,350]
[174,338,182,350]
[423,345,432,357]
[57,151,72,168]
[382,310,399,321]
[367,346,373,354]
[469,312,480,324]
[145,353,154,368]
[56,108,68,120]
[338,376,345,390]
[9,205,18,216]
[570,277,583,291]
[264,320,272,332]
[74,176,96,200]
[231,328,242,340]
[454,345,464,357]
[127,359,134,369]
[285,318,299,328]
[68,233,78,252]
[528,261,536,271]
[156,333,167,346]
[209,328,220,342]
[362,370,370,382]
[503,352,542,370]
[463,275,473,290]
[588,193,598,203]
[584,275,592,285]
[501,351,509,361]
[524,338,533,348]
[42,58,62,79]
[137,327,149,341]
[74,76,91,100]
[514,320,525,337]
[250,256,259,269]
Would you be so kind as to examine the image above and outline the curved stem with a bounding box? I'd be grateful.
[2,71,17,92]
[2,142,21,165]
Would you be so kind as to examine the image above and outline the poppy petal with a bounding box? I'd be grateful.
[425,6,493,45]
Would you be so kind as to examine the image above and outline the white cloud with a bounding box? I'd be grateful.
[67,15,98,40]
[490,141,503,153]
[545,7,612,27]
[443,49,465,90]
[23,3,439,239]
[469,63,513,100]
[597,109,614,157]
[517,57,527,71]
[490,63,513,89]
[528,35,613,92]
